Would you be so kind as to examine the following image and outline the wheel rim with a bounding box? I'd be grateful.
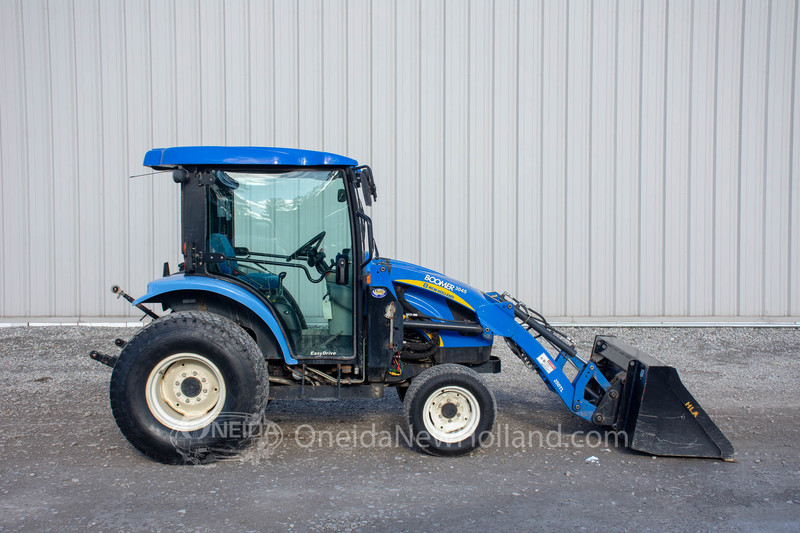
[421,385,481,443]
[145,353,226,431]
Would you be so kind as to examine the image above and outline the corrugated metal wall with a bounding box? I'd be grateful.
[1,0,798,321]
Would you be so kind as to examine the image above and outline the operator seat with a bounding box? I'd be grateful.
[209,233,280,291]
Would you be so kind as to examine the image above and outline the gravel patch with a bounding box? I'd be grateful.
[1,325,798,532]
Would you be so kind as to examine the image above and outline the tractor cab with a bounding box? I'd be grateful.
[144,147,377,363]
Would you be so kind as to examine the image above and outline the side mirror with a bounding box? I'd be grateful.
[337,189,347,203]
[354,166,376,206]
[366,168,377,200]
[361,176,372,206]
[335,253,349,285]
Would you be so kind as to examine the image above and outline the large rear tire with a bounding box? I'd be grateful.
[403,364,496,456]
[110,311,268,464]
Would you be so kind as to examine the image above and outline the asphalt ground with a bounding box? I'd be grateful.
[1,325,799,532]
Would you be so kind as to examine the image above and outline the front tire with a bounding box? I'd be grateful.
[110,311,268,464]
[403,364,496,456]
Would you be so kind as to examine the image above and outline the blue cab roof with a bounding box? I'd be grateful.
[144,146,358,168]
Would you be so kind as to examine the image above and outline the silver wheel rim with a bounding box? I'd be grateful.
[145,353,226,432]
[421,385,481,443]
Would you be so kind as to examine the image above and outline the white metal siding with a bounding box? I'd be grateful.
[0,0,798,320]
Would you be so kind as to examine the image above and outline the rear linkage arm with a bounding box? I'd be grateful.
[89,286,159,369]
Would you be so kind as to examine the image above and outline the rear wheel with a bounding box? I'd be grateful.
[110,311,268,464]
[403,364,496,456]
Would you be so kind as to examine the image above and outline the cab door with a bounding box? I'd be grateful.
[209,169,356,360]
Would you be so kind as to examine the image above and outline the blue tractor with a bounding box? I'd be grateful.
[91,146,733,464]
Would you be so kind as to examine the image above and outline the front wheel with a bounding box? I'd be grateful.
[403,364,496,456]
[110,311,268,464]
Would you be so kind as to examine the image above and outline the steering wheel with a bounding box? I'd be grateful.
[286,231,326,262]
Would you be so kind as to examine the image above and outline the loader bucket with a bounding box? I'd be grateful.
[591,335,734,461]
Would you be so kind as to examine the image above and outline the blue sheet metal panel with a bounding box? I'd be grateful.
[371,258,512,342]
[134,274,297,365]
[399,285,492,349]
[143,146,358,168]
[378,259,486,311]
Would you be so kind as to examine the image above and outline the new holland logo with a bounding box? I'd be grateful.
[371,288,387,299]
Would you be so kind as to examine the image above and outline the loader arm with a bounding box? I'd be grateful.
[479,292,612,421]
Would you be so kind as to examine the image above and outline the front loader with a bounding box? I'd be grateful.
[91,146,733,463]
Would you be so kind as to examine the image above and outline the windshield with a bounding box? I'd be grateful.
[219,170,350,259]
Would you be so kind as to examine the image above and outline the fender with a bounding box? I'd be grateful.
[134,274,297,364]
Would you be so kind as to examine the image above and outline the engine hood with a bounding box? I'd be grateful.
[366,258,490,312]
